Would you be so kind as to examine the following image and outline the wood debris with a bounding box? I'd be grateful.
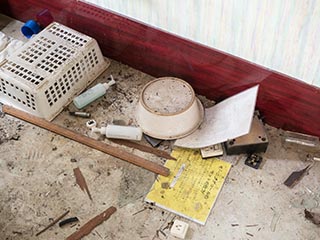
[3,104,170,176]
[284,165,311,188]
[132,207,147,216]
[73,167,92,200]
[66,206,117,240]
[245,224,258,227]
[304,209,320,225]
[35,210,69,236]
[110,139,176,160]
[246,232,254,237]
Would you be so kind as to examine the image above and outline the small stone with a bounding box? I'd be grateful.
[10,134,20,141]
[16,124,24,130]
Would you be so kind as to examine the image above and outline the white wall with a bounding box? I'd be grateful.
[82,0,320,87]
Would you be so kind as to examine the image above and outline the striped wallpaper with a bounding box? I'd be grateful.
[82,0,320,87]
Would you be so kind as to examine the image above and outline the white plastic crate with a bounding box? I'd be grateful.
[0,22,109,120]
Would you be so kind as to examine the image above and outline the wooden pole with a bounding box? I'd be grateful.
[110,139,176,160]
[2,105,170,176]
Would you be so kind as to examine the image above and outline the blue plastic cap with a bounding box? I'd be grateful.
[21,20,41,39]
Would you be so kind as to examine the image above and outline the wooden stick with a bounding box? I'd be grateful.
[2,105,170,176]
[66,206,116,240]
[36,210,69,236]
[110,139,176,160]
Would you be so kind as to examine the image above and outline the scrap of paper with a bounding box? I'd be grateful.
[175,85,259,148]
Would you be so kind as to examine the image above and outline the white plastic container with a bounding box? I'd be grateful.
[0,22,109,120]
[73,76,115,109]
[105,125,142,140]
[87,119,143,141]
[136,77,204,140]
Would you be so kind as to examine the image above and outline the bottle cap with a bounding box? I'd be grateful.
[103,75,116,89]
[21,20,41,39]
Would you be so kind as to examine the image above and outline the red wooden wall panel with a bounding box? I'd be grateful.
[2,0,320,137]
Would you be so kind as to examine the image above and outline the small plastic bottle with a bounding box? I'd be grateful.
[96,125,143,141]
[86,120,143,141]
[73,76,115,109]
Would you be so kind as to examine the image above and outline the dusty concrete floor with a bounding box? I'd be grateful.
[1,16,320,240]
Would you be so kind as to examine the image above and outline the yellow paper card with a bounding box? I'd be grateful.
[145,148,231,225]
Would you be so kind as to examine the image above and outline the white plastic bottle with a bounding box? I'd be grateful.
[86,120,143,141]
[73,76,115,109]
[98,125,143,141]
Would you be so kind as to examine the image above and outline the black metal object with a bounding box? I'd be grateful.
[245,154,263,169]
[69,111,91,118]
[59,217,79,227]
[225,114,269,155]
[143,134,163,147]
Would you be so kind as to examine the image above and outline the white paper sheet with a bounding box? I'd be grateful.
[174,85,259,148]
